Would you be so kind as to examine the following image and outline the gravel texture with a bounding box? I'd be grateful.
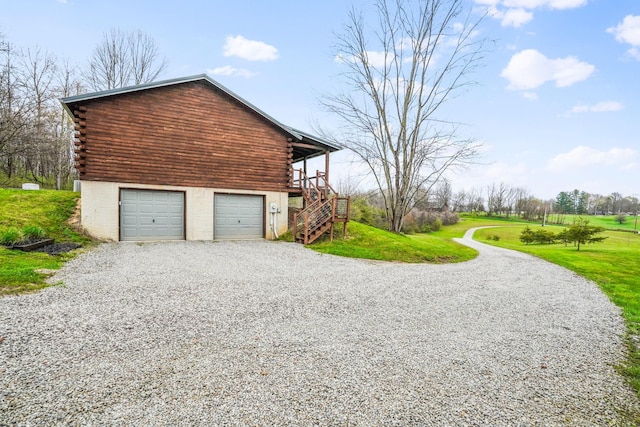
[1,229,638,426]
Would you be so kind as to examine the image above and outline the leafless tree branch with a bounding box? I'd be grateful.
[85,28,167,91]
[322,0,487,231]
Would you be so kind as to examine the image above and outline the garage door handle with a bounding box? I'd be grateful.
[238,220,241,223]
[152,219,155,223]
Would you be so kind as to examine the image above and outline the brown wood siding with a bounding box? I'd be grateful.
[76,81,291,192]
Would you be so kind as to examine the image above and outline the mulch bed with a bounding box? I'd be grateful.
[37,242,82,255]
[3,240,81,255]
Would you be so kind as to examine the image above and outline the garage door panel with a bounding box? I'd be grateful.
[138,193,154,202]
[120,189,185,241]
[139,206,154,214]
[214,194,263,240]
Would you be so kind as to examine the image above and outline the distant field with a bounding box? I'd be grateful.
[545,213,639,231]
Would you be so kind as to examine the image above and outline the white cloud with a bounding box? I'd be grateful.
[486,6,533,27]
[501,49,595,90]
[503,0,587,9]
[522,91,538,100]
[607,15,640,45]
[207,66,256,78]
[457,161,531,191]
[607,15,640,60]
[223,35,278,61]
[364,51,391,68]
[476,0,586,27]
[629,47,640,60]
[567,101,623,114]
[548,146,638,172]
[334,51,393,69]
[501,8,533,27]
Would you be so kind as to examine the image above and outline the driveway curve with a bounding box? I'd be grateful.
[1,230,638,426]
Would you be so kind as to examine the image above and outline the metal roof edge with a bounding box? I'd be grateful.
[287,127,343,151]
[60,74,208,104]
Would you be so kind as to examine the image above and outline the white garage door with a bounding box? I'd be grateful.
[120,189,185,241]
[214,194,264,240]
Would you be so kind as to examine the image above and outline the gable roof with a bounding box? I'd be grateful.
[61,74,341,160]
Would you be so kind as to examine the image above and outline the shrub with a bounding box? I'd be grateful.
[402,221,418,234]
[487,234,500,241]
[22,225,47,240]
[440,211,460,226]
[562,217,608,251]
[520,226,556,244]
[532,229,556,244]
[351,197,387,229]
[0,227,23,245]
[520,226,534,244]
[405,210,457,234]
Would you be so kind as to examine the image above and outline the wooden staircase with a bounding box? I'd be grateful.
[291,169,350,245]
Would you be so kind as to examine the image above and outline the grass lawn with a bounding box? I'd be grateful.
[312,221,477,263]
[0,188,92,295]
[548,213,639,232]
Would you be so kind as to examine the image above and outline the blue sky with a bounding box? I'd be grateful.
[1,0,638,200]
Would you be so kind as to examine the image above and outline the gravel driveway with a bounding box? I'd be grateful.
[1,229,638,426]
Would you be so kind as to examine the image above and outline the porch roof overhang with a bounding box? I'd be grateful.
[286,127,341,163]
[60,74,342,162]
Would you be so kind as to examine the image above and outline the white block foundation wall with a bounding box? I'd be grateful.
[80,181,289,241]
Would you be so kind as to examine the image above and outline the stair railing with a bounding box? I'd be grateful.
[293,197,336,245]
[291,169,351,244]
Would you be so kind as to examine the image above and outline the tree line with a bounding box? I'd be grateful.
[344,177,639,233]
[0,29,166,189]
[427,181,638,218]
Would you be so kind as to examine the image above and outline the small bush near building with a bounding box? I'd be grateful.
[22,225,47,240]
[0,227,23,245]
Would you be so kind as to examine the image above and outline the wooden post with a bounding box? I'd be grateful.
[293,212,298,242]
[330,198,336,241]
[325,150,330,184]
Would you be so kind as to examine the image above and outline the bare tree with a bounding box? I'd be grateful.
[322,0,486,232]
[85,28,167,91]
[21,47,58,179]
[1,34,81,188]
[451,189,466,212]
[0,38,29,178]
[51,60,84,189]
[466,187,484,213]
[432,178,453,210]
[486,182,515,216]
[608,192,623,214]
[486,183,497,216]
